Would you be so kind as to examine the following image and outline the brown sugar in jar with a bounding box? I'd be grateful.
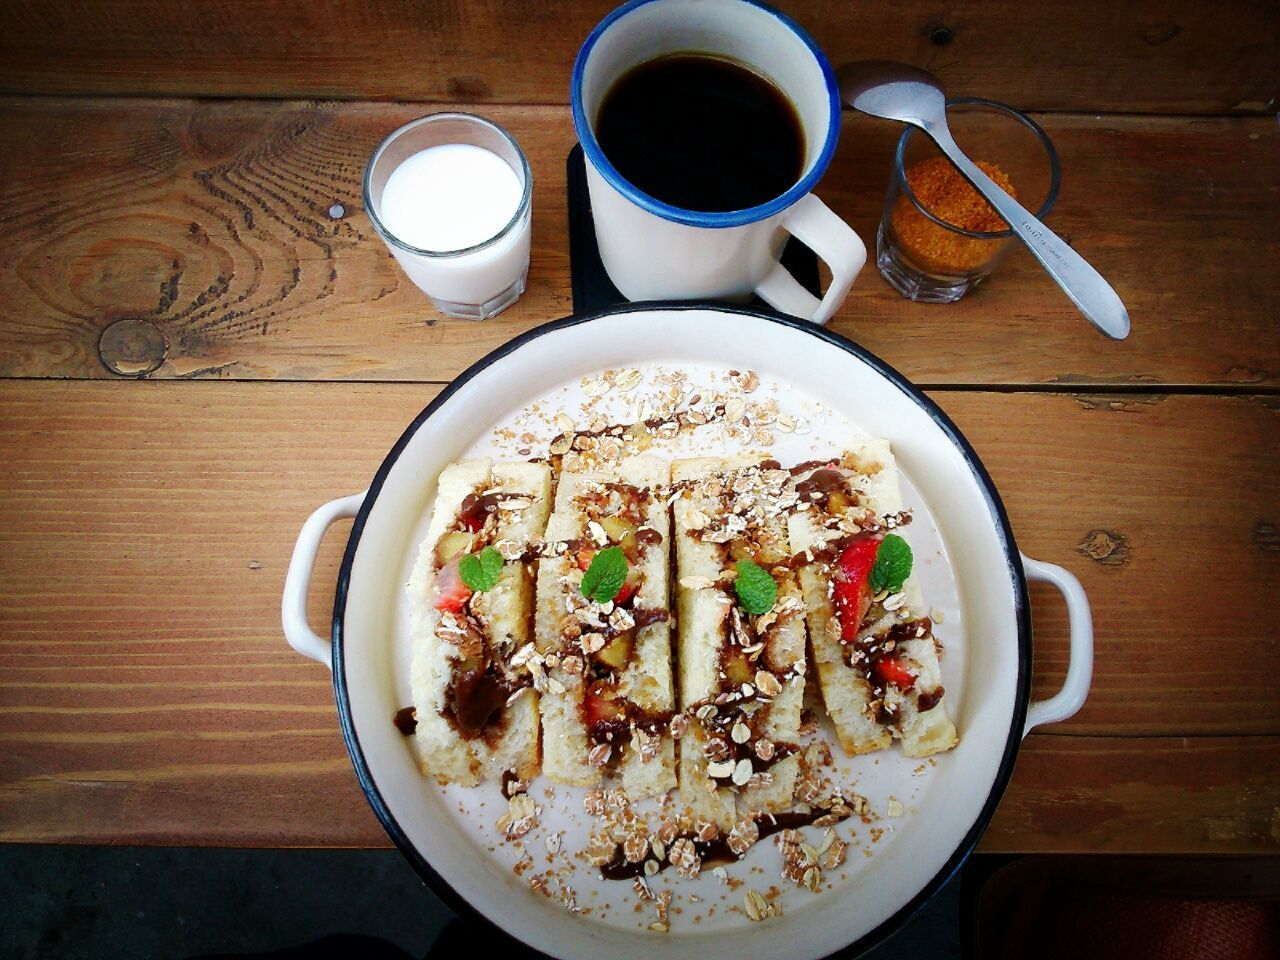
[890,157,1016,274]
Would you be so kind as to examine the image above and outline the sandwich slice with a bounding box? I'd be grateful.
[534,454,675,798]
[672,456,807,830]
[788,442,958,758]
[408,459,552,786]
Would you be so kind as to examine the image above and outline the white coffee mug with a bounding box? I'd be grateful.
[571,0,865,326]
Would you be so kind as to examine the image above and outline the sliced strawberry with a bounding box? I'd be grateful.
[433,556,472,613]
[871,657,917,691]
[833,537,881,641]
[575,543,595,572]
[614,580,637,607]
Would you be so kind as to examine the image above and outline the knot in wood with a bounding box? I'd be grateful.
[1077,529,1130,567]
[98,318,168,377]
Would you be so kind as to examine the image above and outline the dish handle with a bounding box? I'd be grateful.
[281,491,366,669]
[1020,553,1094,737]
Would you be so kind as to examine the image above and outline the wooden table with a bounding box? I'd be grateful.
[0,1,1276,858]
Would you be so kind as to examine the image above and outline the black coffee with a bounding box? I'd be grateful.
[595,54,806,213]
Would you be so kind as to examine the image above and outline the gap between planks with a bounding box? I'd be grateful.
[0,91,1273,120]
[3,375,1276,396]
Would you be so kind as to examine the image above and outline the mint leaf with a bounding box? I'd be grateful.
[869,534,912,594]
[734,559,777,615]
[581,546,628,604]
[459,545,505,592]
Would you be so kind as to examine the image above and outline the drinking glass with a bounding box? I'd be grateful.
[876,98,1059,303]
[364,113,532,320]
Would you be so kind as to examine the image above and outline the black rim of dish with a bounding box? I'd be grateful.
[331,301,1033,960]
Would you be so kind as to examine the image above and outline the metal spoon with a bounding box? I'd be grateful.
[839,60,1130,340]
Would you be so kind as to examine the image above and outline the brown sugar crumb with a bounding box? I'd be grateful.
[907,156,1015,232]
[890,156,1017,273]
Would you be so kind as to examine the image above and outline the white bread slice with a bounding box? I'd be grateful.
[672,456,807,827]
[535,471,595,787]
[409,459,552,786]
[789,441,957,758]
[672,457,739,829]
[616,456,676,800]
[537,454,675,797]
[468,462,552,780]
[842,445,956,757]
[410,460,491,785]
[789,443,896,756]
[795,562,891,756]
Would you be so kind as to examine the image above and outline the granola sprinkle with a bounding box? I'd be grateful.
[727,817,761,856]
[743,888,779,921]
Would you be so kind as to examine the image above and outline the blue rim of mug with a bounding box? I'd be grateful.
[894,98,1061,240]
[363,112,533,258]
[571,0,841,229]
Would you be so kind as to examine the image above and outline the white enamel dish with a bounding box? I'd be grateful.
[282,303,1093,960]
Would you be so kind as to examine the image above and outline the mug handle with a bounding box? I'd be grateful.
[753,194,866,326]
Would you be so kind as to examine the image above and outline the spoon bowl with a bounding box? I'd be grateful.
[838,60,948,129]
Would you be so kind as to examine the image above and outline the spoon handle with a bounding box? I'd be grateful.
[926,125,1130,340]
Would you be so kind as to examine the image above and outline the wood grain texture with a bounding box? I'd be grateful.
[0,381,1276,847]
[0,0,1275,113]
[1,98,1276,387]
[7,733,1275,852]
[935,391,1280,737]
[983,736,1280,855]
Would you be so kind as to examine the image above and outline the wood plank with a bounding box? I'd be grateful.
[933,391,1280,737]
[0,99,1276,387]
[981,736,1280,855]
[0,381,1276,848]
[4,731,1274,853]
[0,1,1275,113]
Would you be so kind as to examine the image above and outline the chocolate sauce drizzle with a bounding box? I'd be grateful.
[599,806,852,881]
[456,491,523,532]
[444,668,522,740]
[393,706,417,736]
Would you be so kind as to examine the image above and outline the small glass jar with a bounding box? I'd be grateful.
[364,113,533,320]
[877,98,1060,303]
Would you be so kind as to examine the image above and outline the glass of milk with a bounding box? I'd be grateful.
[364,113,532,319]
